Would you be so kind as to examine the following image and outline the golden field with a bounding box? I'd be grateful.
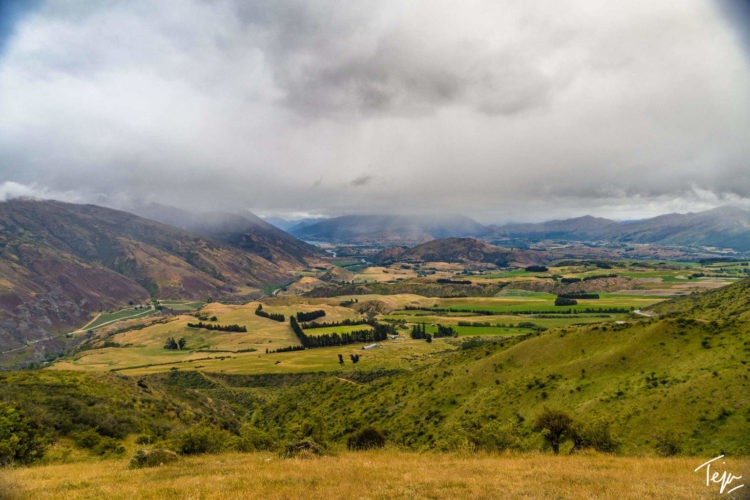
[3,451,746,499]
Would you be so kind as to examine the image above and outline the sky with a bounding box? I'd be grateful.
[0,0,748,223]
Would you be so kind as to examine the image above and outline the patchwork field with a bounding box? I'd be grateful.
[50,288,668,376]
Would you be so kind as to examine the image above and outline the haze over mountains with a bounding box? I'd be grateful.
[287,206,750,252]
[288,214,486,245]
[0,199,320,359]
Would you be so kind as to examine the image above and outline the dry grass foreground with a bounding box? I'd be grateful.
[3,451,747,499]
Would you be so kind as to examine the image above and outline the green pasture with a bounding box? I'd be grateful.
[84,308,155,330]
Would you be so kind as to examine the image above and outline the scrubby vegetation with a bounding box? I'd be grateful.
[1,276,748,480]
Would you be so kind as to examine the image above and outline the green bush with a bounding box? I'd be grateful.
[281,438,326,459]
[129,448,179,468]
[93,436,126,456]
[533,407,574,454]
[468,420,525,452]
[571,420,619,453]
[0,403,48,466]
[235,424,275,452]
[654,430,682,456]
[346,427,386,450]
[176,426,232,455]
[72,429,125,456]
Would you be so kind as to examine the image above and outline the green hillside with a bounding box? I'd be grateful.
[651,277,750,321]
[2,280,748,466]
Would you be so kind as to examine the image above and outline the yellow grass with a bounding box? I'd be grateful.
[48,297,455,375]
[354,266,418,283]
[4,451,744,499]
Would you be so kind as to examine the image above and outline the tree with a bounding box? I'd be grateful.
[177,337,186,350]
[0,403,48,466]
[338,354,344,365]
[347,427,386,450]
[554,296,578,306]
[533,407,573,454]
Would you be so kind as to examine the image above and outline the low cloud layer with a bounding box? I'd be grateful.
[0,1,748,222]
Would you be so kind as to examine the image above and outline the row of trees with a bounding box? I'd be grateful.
[436,278,472,285]
[405,305,630,315]
[558,293,600,299]
[301,318,368,329]
[554,297,578,306]
[186,321,247,332]
[410,323,458,340]
[289,316,394,349]
[296,310,326,322]
[255,304,284,322]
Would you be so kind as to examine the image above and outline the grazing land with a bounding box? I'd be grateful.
[3,255,748,499]
[4,451,743,500]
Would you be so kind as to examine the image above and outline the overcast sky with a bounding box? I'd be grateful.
[0,0,748,223]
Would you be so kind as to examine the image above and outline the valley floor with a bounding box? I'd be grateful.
[3,451,745,499]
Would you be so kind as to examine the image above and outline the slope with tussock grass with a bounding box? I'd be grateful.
[3,451,745,500]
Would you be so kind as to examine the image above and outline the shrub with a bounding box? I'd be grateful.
[93,436,126,456]
[129,448,179,469]
[73,429,125,456]
[176,426,232,455]
[571,420,619,453]
[73,429,101,449]
[347,427,386,450]
[0,404,48,466]
[235,425,275,452]
[654,430,682,456]
[281,439,326,459]
[533,407,574,454]
[469,421,524,452]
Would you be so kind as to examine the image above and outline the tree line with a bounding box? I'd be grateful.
[436,278,472,285]
[255,304,285,322]
[410,323,457,341]
[404,305,630,315]
[296,310,327,322]
[288,316,394,349]
[557,293,600,299]
[187,321,247,332]
[301,318,368,329]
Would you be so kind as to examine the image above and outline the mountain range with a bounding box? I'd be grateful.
[287,206,750,252]
[0,199,321,360]
[374,237,543,267]
[288,214,486,244]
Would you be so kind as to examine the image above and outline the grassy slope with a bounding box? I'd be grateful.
[0,370,240,443]
[251,282,750,455]
[15,280,750,459]
[4,451,739,500]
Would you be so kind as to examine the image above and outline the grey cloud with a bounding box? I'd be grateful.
[0,0,748,222]
[350,175,372,187]
[239,1,556,118]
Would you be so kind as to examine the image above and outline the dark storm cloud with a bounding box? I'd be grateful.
[0,0,42,56]
[718,0,750,58]
[350,175,372,187]
[0,0,748,222]
[231,0,554,118]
